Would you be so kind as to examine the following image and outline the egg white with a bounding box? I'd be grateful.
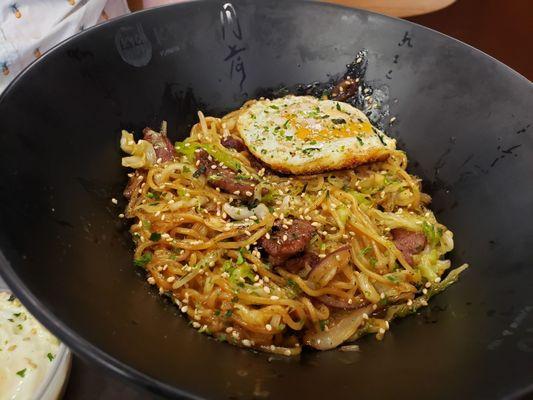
[236,95,396,175]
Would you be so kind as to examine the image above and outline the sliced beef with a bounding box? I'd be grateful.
[123,170,146,199]
[221,135,247,152]
[195,149,257,197]
[143,128,176,162]
[283,252,320,274]
[259,220,316,265]
[391,228,427,265]
[330,78,359,102]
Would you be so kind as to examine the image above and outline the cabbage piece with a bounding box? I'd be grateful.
[120,130,157,169]
[175,141,242,171]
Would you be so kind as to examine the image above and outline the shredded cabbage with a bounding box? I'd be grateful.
[120,130,157,169]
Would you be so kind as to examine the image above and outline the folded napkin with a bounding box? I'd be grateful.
[0,0,130,93]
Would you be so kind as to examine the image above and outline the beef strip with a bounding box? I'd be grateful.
[195,149,257,197]
[391,228,427,265]
[221,135,247,152]
[143,128,176,162]
[282,252,320,274]
[330,78,359,102]
[259,219,316,265]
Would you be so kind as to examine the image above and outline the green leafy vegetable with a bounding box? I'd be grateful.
[319,320,328,331]
[360,246,372,256]
[47,353,55,362]
[149,232,161,242]
[133,252,152,267]
[16,369,26,378]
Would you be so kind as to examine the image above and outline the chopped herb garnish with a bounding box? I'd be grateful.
[331,118,346,125]
[193,164,206,178]
[225,310,233,317]
[13,312,21,317]
[369,257,377,267]
[214,310,221,316]
[269,104,279,110]
[283,120,290,129]
[218,333,227,342]
[16,369,26,378]
[146,192,160,200]
[302,147,320,156]
[236,249,245,265]
[356,136,364,146]
[133,252,152,267]
[360,246,371,256]
[319,320,328,331]
[149,232,161,242]
[377,134,386,145]
[336,103,342,111]
[8,295,15,302]
[47,353,55,362]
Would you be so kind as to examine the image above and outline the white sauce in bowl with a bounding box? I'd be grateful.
[0,292,60,400]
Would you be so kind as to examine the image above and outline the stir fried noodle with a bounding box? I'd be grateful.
[120,100,467,356]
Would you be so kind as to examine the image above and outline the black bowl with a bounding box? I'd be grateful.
[0,1,532,399]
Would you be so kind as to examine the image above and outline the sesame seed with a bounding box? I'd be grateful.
[181,306,188,313]
[407,299,413,306]
[245,191,253,197]
[390,117,396,123]
[284,349,291,356]
[379,328,385,334]
[282,234,288,241]
[147,277,155,285]
[425,282,432,288]
[265,324,272,331]
[192,322,201,328]
[111,198,118,204]
[422,288,428,295]
[233,191,240,195]
[225,327,233,333]
[263,286,271,294]
[435,277,441,283]
[270,295,279,300]
[362,313,369,319]
[319,254,326,258]
[166,276,175,283]
[118,213,125,218]
[242,339,252,347]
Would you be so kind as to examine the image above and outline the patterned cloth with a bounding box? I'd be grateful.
[0,0,130,93]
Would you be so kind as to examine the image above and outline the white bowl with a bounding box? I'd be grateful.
[0,277,72,399]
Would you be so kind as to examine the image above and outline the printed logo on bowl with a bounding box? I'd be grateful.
[115,24,152,67]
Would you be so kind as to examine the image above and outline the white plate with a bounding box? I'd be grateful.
[0,277,72,400]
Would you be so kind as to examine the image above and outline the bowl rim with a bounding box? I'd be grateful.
[0,0,531,398]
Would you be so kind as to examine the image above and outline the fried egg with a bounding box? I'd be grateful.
[236,95,396,174]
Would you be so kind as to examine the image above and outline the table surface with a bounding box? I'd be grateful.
[61,0,531,398]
